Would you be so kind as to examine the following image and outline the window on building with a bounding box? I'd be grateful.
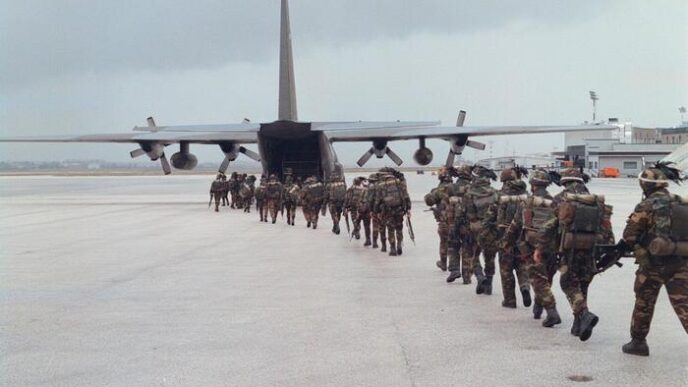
[624,161,638,170]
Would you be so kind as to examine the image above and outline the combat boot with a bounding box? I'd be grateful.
[389,242,397,256]
[446,271,461,283]
[397,246,403,255]
[436,260,447,271]
[312,222,318,229]
[578,310,599,342]
[482,276,493,295]
[364,238,371,247]
[521,288,532,307]
[381,241,387,253]
[542,307,562,327]
[570,315,581,337]
[533,303,543,320]
[372,240,379,249]
[475,269,486,294]
[622,338,649,356]
[334,224,341,235]
[307,221,311,228]
[501,300,517,308]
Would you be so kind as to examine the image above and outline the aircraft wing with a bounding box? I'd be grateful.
[0,124,260,144]
[316,123,618,142]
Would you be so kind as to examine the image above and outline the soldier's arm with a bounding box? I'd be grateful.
[504,204,524,244]
[535,215,559,251]
[622,201,651,247]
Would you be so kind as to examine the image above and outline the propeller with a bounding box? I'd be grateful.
[218,143,261,173]
[130,148,146,158]
[386,148,403,166]
[357,147,375,167]
[159,153,171,175]
[446,110,467,166]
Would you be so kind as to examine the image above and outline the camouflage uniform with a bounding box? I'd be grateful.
[324,175,348,235]
[621,166,688,356]
[537,168,614,341]
[283,176,300,226]
[424,168,454,271]
[505,169,561,326]
[229,172,239,209]
[221,174,230,207]
[447,165,477,283]
[209,175,224,212]
[457,166,498,295]
[367,174,386,251]
[489,168,531,308]
[240,175,256,213]
[344,177,370,244]
[376,169,411,256]
[302,176,325,229]
[264,175,283,223]
[255,177,267,221]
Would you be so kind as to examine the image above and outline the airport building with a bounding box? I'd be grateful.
[557,122,688,177]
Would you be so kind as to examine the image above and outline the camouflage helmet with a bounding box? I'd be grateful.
[437,166,454,181]
[559,168,589,184]
[529,169,551,186]
[500,168,518,182]
[638,162,684,193]
[455,164,473,179]
[472,165,497,181]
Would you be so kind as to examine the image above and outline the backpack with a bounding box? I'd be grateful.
[522,196,555,243]
[471,190,498,220]
[330,182,347,203]
[382,177,404,208]
[647,195,688,256]
[559,193,608,250]
[240,183,253,199]
[266,182,281,199]
[306,182,324,203]
[254,186,265,201]
[286,185,301,203]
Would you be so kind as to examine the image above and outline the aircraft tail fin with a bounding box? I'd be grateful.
[662,142,688,172]
[278,0,298,121]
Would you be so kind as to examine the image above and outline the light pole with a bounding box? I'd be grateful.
[589,91,599,122]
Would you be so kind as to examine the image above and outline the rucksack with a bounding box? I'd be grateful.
[240,183,253,199]
[330,182,347,203]
[522,196,555,243]
[559,194,608,250]
[266,182,281,199]
[471,190,498,220]
[306,182,324,203]
[647,195,688,256]
[382,177,404,208]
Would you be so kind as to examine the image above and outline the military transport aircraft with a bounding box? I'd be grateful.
[1,0,614,180]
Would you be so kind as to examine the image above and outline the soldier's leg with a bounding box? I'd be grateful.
[665,263,688,334]
[515,254,532,307]
[312,206,319,229]
[438,223,449,269]
[460,236,475,283]
[499,251,517,307]
[395,213,404,255]
[271,201,279,223]
[386,214,397,256]
[629,265,664,340]
[352,212,361,238]
[362,213,371,245]
[379,214,387,252]
[559,263,587,316]
[371,215,379,247]
[214,194,220,212]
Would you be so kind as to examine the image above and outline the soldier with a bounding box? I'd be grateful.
[265,174,284,224]
[376,168,411,256]
[344,177,370,243]
[209,174,225,212]
[444,165,474,283]
[367,173,386,250]
[459,165,499,295]
[221,174,230,207]
[240,175,256,213]
[536,168,614,341]
[424,167,454,272]
[504,169,562,326]
[620,163,688,356]
[324,174,348,234]
[283,174,300,226]
[489,166,531,308]
[228,172,239,209]
[301,176,325,229]
[255,176,267,221]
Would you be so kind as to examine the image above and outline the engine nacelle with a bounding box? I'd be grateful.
[413,147,433,165]
[170,152,198,170]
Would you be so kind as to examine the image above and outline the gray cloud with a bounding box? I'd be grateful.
[1,0,608,89]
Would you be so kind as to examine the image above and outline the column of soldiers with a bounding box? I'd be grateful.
[426,162,687,355]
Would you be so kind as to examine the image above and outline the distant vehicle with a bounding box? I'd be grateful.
[417,170,425,175]
[600,167,620,178]
[0,0,616,181]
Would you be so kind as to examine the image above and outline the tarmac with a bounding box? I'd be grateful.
[1,174,686,387]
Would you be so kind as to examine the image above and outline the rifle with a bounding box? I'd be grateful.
[406,213,416,245]
[593,240,632,273]
[343,210,351,238]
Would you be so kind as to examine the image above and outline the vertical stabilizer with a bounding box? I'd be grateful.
[278,0,298,121]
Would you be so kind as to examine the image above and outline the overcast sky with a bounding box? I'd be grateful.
[1,0,686,166]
